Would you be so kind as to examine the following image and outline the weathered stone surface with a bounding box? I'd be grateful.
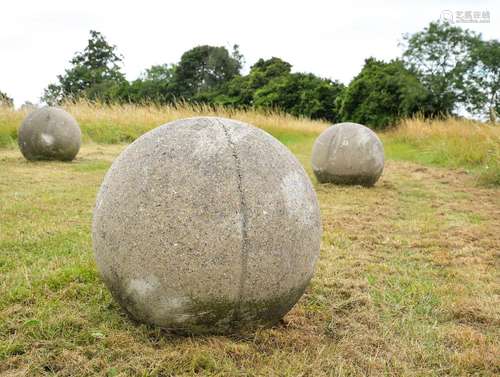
[311,122,384,186]
[92,117,322,334]
[18,107,81,161]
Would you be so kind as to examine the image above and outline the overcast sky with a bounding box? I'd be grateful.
[1,0,498,107]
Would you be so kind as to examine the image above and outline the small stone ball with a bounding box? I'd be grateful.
[18,107,81,161]
[92,117,322,334]
[311,122,384,186]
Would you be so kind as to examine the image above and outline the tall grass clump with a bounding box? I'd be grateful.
[64,100,328,143]
[0,106,26,147]
[383,117,500,186]
[0,101,327,147]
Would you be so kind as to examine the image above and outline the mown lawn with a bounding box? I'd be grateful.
[0,134,498,376]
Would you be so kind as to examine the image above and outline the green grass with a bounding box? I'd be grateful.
[382,118,500,186]
[383,139,500,187]
[0,141,498,376]
[0,104,499,374]
[2,103,499,187]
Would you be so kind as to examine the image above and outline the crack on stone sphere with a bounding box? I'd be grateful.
[217,118,249,325]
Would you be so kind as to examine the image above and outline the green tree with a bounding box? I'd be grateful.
[42,30,126,104]
[213,57,293,107]
[338,58,429,129]
[121,64,177,104]
[173,45,242,99]
[253,73,344,121]
[250,57,293,83]
[402,21,477,116]
[464,39,500,121]
[0,90,14,107]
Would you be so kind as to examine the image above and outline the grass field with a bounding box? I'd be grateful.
[383,118,500,187]
[1,103,499,186]
[0,105,499,376]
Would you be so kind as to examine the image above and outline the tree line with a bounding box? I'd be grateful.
[2,22,498,128]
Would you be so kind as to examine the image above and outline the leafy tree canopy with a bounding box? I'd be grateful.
[43,30,126,104]
[338,58,429,129]
[402,21,478,116]
[213,57,293,107]
[173,45,242,99]
[254,73,344,121]
[39,24,498,125]
[0,90,14,107]
[463,38,500,121]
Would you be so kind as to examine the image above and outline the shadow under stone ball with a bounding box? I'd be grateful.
[311,122,384,186]
[18,107,81,161]
[92,117,322,334]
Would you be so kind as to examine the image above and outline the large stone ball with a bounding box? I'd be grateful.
[92,117,322,334]
[311,122,384,186]
[18,107,81,161]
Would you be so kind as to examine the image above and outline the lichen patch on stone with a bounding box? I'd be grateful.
[127,275,159,297]
[280,171,315,225]
[40,133,55,146]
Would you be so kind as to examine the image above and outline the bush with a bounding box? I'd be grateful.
[338,58,429,129]
[254,73,344,122]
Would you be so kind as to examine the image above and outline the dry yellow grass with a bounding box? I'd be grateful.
[0,106,26,147]
[383,117,500,185]
[387,117,499,165]
[65,100,328,137]
[0,101,327,148]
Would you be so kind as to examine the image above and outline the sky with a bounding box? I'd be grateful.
[1,0,498,107]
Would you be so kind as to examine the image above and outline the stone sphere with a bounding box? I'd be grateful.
[92,117,322,334]
[18,107,81,161]
[311,122,384,186]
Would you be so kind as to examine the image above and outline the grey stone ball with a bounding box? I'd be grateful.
[311,122,384,186]
[92,117,322,334]
[18,107,81,161]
